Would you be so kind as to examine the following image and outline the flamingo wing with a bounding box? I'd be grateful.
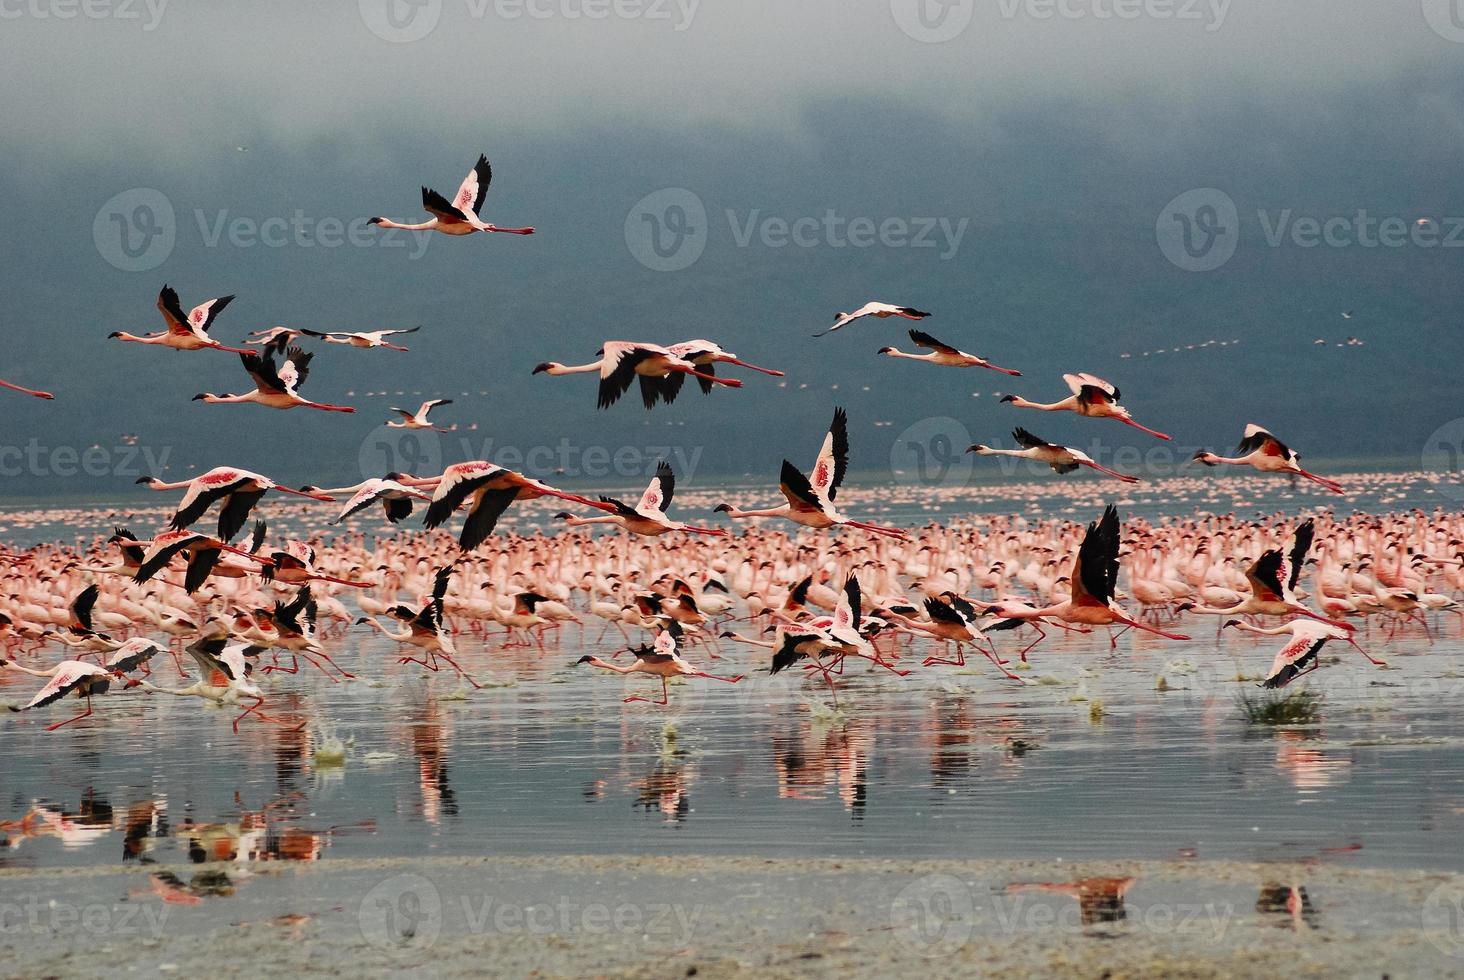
[598,344,654,409]
[1012,426,1057,451]
[1072,504,1120,606]
[187,295,235,337]
[26,662,109,709]
[809,407,849,502]
[1262,635,1327,689]
[909,329,961,357]
[421,186,471,224]
[459,486,519,551]
[106,638,163,673]
[1287,519,1315,595]
[156,285,193,337]
[636,461,675,515]
[778,460,825,514]
[1246,550,1287,603]
[1237,424,1290,459]
[422,462,502,530]
[454,154,492,217]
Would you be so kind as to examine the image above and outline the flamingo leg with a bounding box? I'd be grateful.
[1118,416,1172,441]
[1347,638,1387,666]
[45,695,94,732]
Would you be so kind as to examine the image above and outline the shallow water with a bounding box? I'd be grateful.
[3,621,1461,875]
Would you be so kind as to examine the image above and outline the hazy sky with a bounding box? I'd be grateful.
[2,1,1462,497]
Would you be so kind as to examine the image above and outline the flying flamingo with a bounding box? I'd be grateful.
[533,341,742,410]
[356,566,479,687]
[575,620,743,705]
[325,476,433,525]
[814,302,931,337]
[713,408,908,539]
[665,339,786,395]
[299,327,422,351]
[109,285,251,354]
[193,338,355,413]
[969,427,1141,484]
[131,528,276,593]
[417,461,608,551]
[387,399,454,432]
[1191,424,1344,494]
[0,377,53,400]
[138,466,336,540]
[558,461,728,538]
[0,659,114,731]
[1222,618,1384,688]
[987,506,1190,647]
[878,329,1022,375]
[139,619,297,733]
[1176,520,1356,630]
[1001,373,1171,440]
[368,155,534,236]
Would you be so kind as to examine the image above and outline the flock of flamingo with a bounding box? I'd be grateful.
[0,153,1446,733]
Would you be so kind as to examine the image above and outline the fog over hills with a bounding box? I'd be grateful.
[2,2,1461,497]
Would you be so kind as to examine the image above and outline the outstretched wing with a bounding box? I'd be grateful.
[1287,519,1314,595]
[1072,505,1120,606]
[26,662,108,710]
[157,285,192,336]
[69,585,99,632]
[636,461,675,514]
[1246,550,1286,602]
[909,329,961,356]
[1011,426,1055,451]
[834,575,862,634]
[809,407,849,502]
[459,486,519,552]
[778,460,824,514]
[598,344,655,410]
[187,295,234,336]
[1064,372,1119,407]
[1237,423,1290,459]
[1262,634,1327,689]
[421,186,471,224]
[454,154,492,216]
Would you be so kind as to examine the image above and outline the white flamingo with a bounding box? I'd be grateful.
[369,155,534,236]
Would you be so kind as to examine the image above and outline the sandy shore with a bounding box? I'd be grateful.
[3,853,1463,978]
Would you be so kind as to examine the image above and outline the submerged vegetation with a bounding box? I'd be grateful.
[1237,688,1323,726]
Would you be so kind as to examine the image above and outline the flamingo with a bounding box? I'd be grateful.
[138,466,336,540]
[0,377,54,400]
[558,461,728,538]
[1222,618,1383,687]
[878,329,1021,375]
[987,506,1190,647]
[132,528,275,593]
[1191,424,1344,493]
[326,476,433,525]
[814,302,930,338]
[387,399,454,432]
[109,285,250,354]
[1001,373,1171,440]
[575,620,743,705]
[417,461,606,551]
[1176,520,1356,630]
[243,326,307,346]
[665,339,786,394]
[368,155,534,236]
[0,659,114,731]
[969,427,1141,484]
[713,408,907,539]
[356,566,479,687]
[299,327,422,351]
[139,619,295,733]
[193,338,355,413]
[533,341,742,409]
